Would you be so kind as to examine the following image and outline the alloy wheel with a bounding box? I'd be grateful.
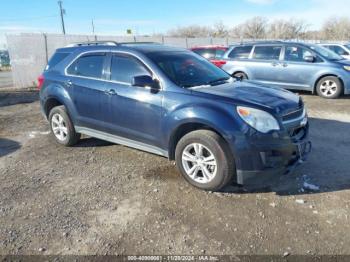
[51,113,68,141]
[320,80,338,97]
[181,143,217,184]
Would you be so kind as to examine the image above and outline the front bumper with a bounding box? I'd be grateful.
[233,123,311,185]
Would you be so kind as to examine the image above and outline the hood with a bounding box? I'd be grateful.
[192,80,301,115]
[334,59,350,66]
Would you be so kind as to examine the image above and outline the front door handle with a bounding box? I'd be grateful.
[65,80,73,87]
[105,89,117,95]
[282,63,288,67]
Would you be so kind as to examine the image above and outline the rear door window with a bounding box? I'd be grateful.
[252,45,282,60]
[46,52,70,70]
[67,53,105,79]
[228,46,252,59]
[110,54,151,84]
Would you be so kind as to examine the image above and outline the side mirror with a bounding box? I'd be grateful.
[304,55,315,63]
[132,75,159,89]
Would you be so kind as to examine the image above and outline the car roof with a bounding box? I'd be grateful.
[229,41,314,47]
[190,45,228,50]
[320,43,346,46]
[55,41,188,54]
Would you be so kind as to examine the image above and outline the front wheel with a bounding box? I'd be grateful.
[175,130,235,191]
[316,76,342,99]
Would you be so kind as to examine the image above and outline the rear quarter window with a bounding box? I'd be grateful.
[46,52,70,70]
[192,49,216,59]
[228,46,252,59]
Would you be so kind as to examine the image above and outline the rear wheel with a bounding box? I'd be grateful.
[233,72,248,81]
[175,130,235,191]
[48,105,80,146]
[316,76,342,99]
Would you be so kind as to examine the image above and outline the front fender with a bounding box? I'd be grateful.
[163,103,243,157]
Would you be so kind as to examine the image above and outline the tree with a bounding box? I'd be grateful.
[212,21,228,37]
[241,16,268,39]
[322,17,350,40]
[167,25,212,37]
[268,19,308,39]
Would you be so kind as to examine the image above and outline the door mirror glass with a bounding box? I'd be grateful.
[132,75,159,89]
[303,55,315,63]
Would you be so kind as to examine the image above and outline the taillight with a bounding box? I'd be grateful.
[211,60,227,68]
[37,74,44,90]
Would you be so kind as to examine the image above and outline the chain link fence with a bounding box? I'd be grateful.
[5,33,335,88]
[6,33,250,88]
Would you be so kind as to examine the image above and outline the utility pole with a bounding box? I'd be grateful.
[91,19,95,35]
[58,0,66,34]
[92,19,97,41]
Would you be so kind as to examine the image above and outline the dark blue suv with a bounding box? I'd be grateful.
[39,41,311,191]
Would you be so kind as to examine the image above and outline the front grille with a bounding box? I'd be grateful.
[289,126,306,141]
[282,108,304,122]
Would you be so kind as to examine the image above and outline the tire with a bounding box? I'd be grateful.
[233,72,248,81]
[175,130,235,191]
[48,105,80,146]
[316,76,342,99]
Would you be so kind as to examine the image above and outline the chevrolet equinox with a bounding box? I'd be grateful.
[38,42,311,191]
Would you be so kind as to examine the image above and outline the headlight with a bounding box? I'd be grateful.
[344,66,350,71]
[237,106,280,133]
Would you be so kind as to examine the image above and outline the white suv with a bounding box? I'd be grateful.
[321,43,350,60]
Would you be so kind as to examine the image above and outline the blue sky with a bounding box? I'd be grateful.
[0,0,348,47]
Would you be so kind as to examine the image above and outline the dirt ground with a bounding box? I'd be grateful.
[0,89,350,256]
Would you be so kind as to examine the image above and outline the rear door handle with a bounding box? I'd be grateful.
[105,89,117,95]
[271,62,279,67]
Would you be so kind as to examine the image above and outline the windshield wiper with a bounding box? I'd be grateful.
[207,77,231,86]
[183,83,211,89]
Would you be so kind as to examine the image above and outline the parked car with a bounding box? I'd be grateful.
[0,50,10,67]
[320,43,350,60]
[221,41,350,99]
[38,41,310,191]
[190,45,228,67]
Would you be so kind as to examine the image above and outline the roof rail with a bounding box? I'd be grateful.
[65,41,161,47]
[118,42,161,45]
[65,41,118,47]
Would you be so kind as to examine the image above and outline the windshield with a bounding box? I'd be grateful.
[146,51,231,88]
[309,44,343,61]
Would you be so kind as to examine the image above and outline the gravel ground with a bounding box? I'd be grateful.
[0,90,350,256]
